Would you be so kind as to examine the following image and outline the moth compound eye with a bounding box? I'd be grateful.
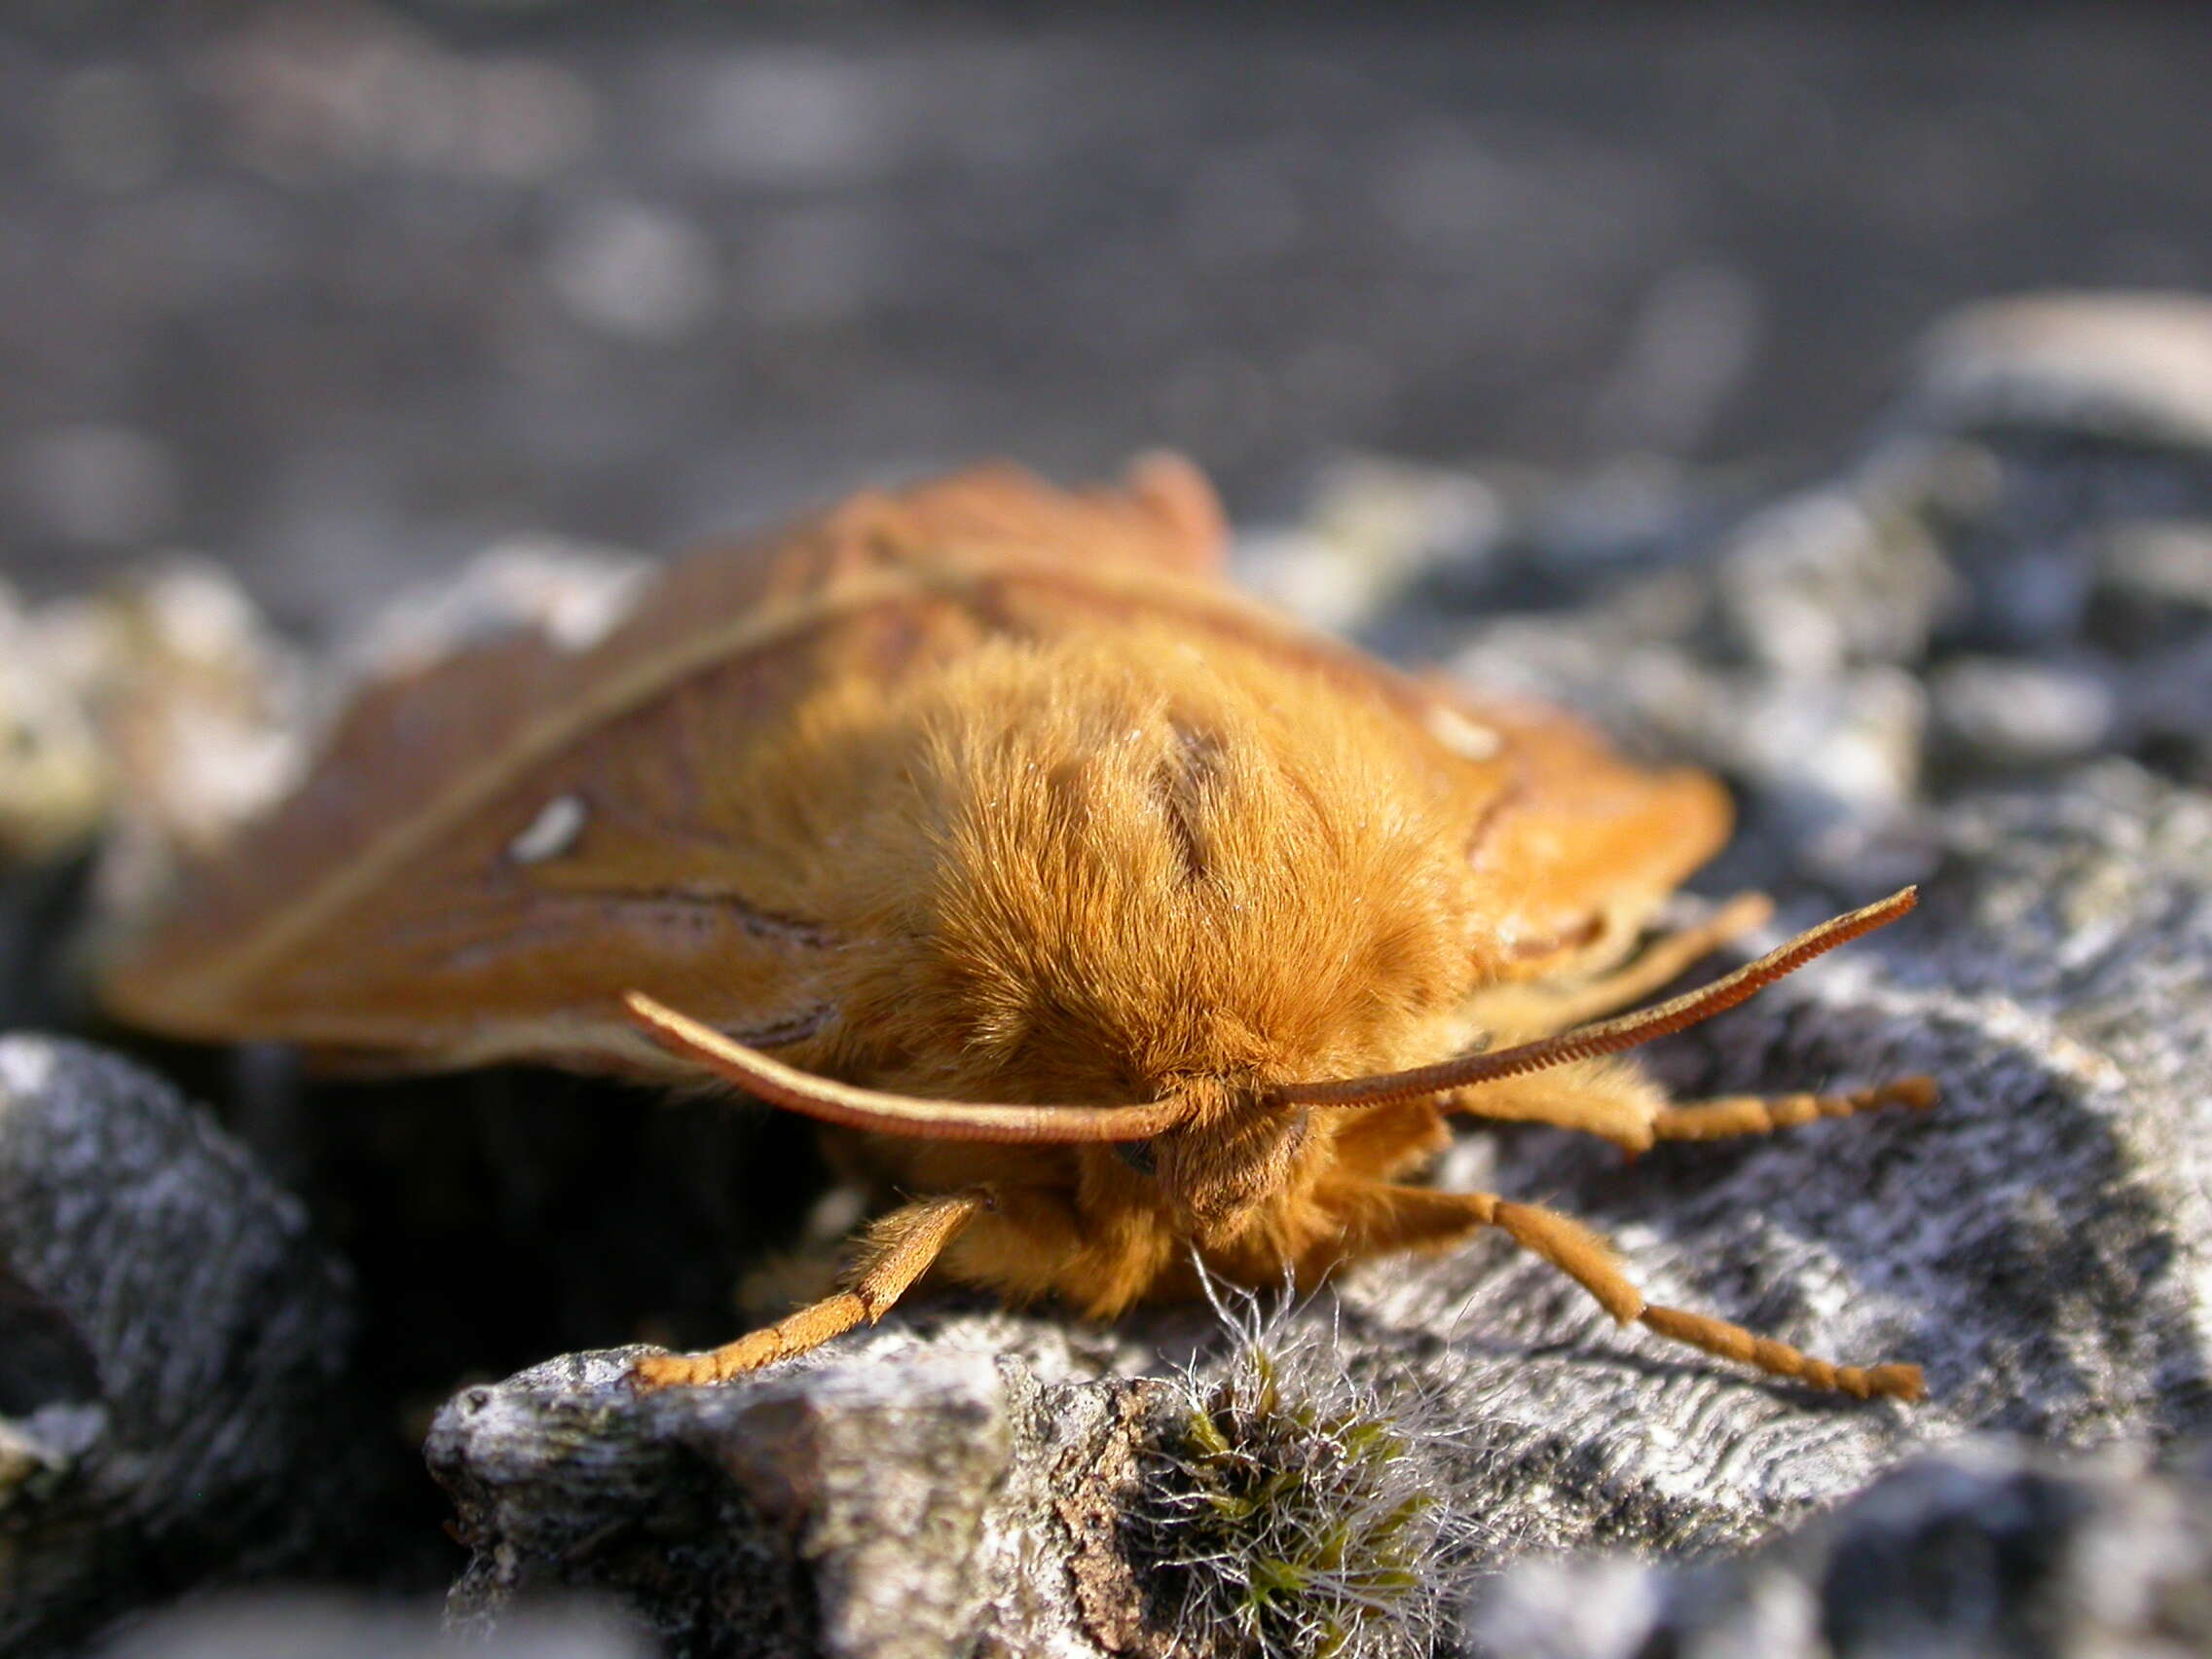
[507,793,588,865]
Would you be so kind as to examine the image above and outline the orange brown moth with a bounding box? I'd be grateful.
[103,456,1935,1400]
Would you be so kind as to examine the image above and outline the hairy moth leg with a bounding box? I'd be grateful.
[1325,1180,1923,1401]
[1448,1058,1937,1155]
[630,1188,990,1389]
[1446,1058,1670,1151]
[1649,1077,1937,1142]
[1326,1098,1455,1180]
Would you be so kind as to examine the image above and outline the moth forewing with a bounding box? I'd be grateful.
[100,457,1936,1401]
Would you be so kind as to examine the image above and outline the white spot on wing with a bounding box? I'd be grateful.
[507,793,588,865]
[1426,704,1501,761]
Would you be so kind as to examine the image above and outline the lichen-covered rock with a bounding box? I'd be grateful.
[0,1037,374,1656]
[427,1328,1160,1658]
[1462,1438,2212,1659]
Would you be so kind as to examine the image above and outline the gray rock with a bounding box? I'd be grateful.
[1927,655,2119,773]
[1910,293,2212,451]
[431,1295,1493,1659]
[93,1592,653,1659]
[1462,1438,2212,1659]
[0,1037,373,1655]
[1713,467,1959,675]
[428,1330,1159,1658]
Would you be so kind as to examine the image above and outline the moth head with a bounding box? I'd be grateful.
[630,633,1493,1227]
[1122,1076,1319,1235]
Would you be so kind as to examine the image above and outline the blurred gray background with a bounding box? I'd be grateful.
[2,2,2207,629]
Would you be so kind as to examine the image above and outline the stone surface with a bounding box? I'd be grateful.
[428,1329,1154,1659]
[1912,293,2212,450]
[0,1036,377,1656]
[1462,1438,2212,1659]
[431,1296,1484,1659]
[92,1592,653,1659]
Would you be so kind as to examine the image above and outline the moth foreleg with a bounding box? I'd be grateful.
[1445,1056,1669,1153]
[1326,1098,1454,1180]
[1330,1180,1923,1401]
[629,1188,990,1389]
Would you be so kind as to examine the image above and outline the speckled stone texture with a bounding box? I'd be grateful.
[1462,1439,2212,1659]
[428,1332,1167,1659]
[91,1592,654,1659]
[0,1037,374,1656]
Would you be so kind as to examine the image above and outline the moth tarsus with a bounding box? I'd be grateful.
[102,456,1936,1403]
